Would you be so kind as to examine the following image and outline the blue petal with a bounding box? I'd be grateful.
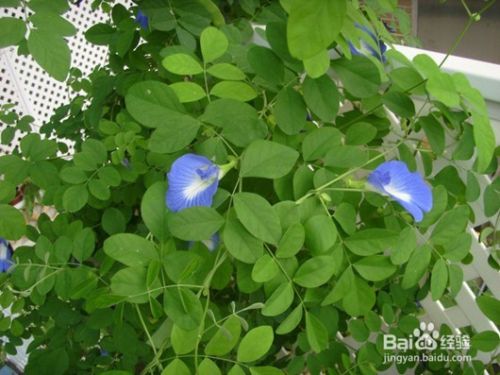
[395,198,424,222]
[166,154,220,212]
[0,238,12,273]
[369,161,433,222]
[349,23,386,62]
[136,10,149,29]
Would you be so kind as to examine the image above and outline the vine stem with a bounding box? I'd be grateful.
[135,304,163,372]
[194,249,228,373]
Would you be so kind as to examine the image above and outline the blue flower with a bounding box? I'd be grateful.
[349,24,387,62]
[166,154,220,212]
[0,238,13,272]
[368,161,432,222]
[136,10,149,30]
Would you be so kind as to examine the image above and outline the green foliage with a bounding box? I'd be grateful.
[0,0,498,374]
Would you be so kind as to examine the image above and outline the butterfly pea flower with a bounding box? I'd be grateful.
[135,9,149,30]
[166,154,220,213]
[349,24,387,62]
[368,161,432,222]
[0,238,13,272]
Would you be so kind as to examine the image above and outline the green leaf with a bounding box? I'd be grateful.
[111,266,160,303]
[200,26,228,63]
[199,358,221,375]
[168,207,224,241]
[401,245,432,289]
[484,179,500,217]
[125,81,185,128]
[302,75,340,122]
[85,23,114,45]
[240,140,299,179]
[141,182,169,242]
[88,179,110,200]
[60,166,87,184]
[471,331,499,352]
[447,263,463,298]
[202,99,267,147]
[274,87,307,135]
[30,11,77,36]
[237,326,274,363]
[390,227,417,265]
[72,228,95,263]
[228,365,246,375]
[149,115,201,153]
[321,266,354,306]
[102,208,126,235]
[163,288,203,330]
[248,46,284,84]
[276,223,304,258]
[324,145,368,168]
[262,282,294,317]
[465,171,480,202]
[276,304,303,335]
[305,311,328,353]
[28,0,68,13]
[427,73,460,107]
[472,111,496,172]
[171,325,198,355]
[303,49,330,79]
[345,122,377,145]
[0,1,21,7]
[342,275,376,317]
[98,166,121,186]
[431,206,469,246]
[0,17,26,48]
[233,192,282,245]
[0,204,25,240]
[418,115,445,155]
[443,232,471,261]
[170,82,206,103]
[293,255,335,288]
[287,0,346,59]
[345,229,398,256]
[304,215,337,255]
[348,319,370,342]
[223,214,264,263]
[161,358,190,375]
[205,315,241,356]
[249,366,283,375]
[162,53,203,75]
[476,295,500,325]
[210,81,257,102]
[430,258,448,301]
[252,254,279,283]
[27,30,70,81]
[331,56,381,98]
[302,127,342,161]
[353,255,397,282]
[382,91,415,118]
[207,63,246,80]
[104,233,158,267]
[62,184,88,213]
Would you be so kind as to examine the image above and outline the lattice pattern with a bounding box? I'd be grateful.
[0,1,131,155]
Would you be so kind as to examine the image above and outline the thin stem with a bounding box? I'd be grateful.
[264,244,305,307]
[135,305,163,372]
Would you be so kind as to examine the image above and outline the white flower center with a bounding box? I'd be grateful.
[384,184,412,203]
[0,243,7,260]
[183,174,216,200]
